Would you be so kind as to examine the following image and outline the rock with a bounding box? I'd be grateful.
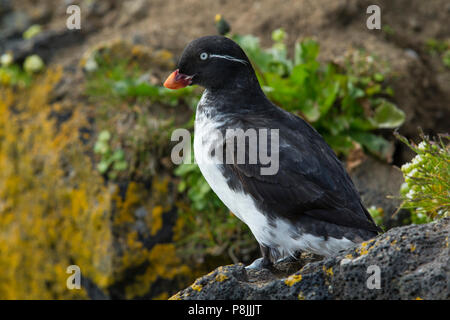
[0,10,31,39]
[172,218,450,300]
[0,0,11,17]
[117,0,148,27]
[349,156,408,229]
[1,29,86,64]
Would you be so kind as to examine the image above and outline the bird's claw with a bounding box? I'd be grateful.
[245,257,272,271]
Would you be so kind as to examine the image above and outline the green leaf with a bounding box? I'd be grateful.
[23,24,42,40]
[350,131,393,160]
[94,140,109,154]
[319,82,339,115]
[373,73,384,82]
[97,161,110,174]
[113,160,128,171]
[294,39,319,65]
[174,163,198,176]
[323,134,354,154]
[302,101,321,122]
[111,149,125,161]
[371,99,405,128]
[98,130,111,142]
[272,28,286,42]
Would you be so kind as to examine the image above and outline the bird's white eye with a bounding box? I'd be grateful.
[200,52,208,60]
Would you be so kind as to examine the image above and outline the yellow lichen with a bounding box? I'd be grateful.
[410,244,416,252]
[322,266,334,277]
[356,241,372,256]
[123,243,190,299]
[0,66,197,300]
[284,274,303,286]
[191,282,203,292]
[215,273,229,282]
[151,205,163,236]
[0,68,114,298]
[172,210,186,242]
[169,292,182,300]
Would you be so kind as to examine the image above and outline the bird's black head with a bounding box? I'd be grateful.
[164,35,258,91]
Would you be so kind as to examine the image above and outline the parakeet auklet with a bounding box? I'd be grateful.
[164,35,382,269]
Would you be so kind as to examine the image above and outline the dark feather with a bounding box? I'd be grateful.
[216,102,382,235]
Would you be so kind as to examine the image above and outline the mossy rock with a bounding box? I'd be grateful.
[0,68,199,299]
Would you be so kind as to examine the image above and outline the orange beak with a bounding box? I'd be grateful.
[163,69,194,89]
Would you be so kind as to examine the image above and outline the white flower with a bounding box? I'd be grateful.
[418,141,427,151]
[1,52,13,66]
[400,182,409,194]
[411,155,423,165]
[407,168,418,178]
[401,162,412,172]
[84,57,98,72]
[23,55,45,73]
[406,189,415,199]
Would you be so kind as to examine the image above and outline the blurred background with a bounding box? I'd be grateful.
[0,0,448,299]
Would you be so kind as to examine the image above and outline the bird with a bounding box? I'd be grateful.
[164,35,382,270]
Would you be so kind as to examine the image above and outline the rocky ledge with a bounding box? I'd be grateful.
[171,218,449,300]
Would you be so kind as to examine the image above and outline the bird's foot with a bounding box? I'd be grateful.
[275,255,299,264]
[245,257,273,271]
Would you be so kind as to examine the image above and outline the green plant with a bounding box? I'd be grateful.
[442,50,450,68]
[23,55,45,74]
[0,53,45,88]
[23,24,42,40]
[232,29,404,158]
[84,43,201,181]
[367,206,385,230]
[94,130,128,179]
[85,56,198,108]
[396,132,449,224]
[382,24,395,36]
[0,63,32,88]
[425,38,450,68]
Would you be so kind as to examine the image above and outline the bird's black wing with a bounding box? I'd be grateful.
[222,107,381,233]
